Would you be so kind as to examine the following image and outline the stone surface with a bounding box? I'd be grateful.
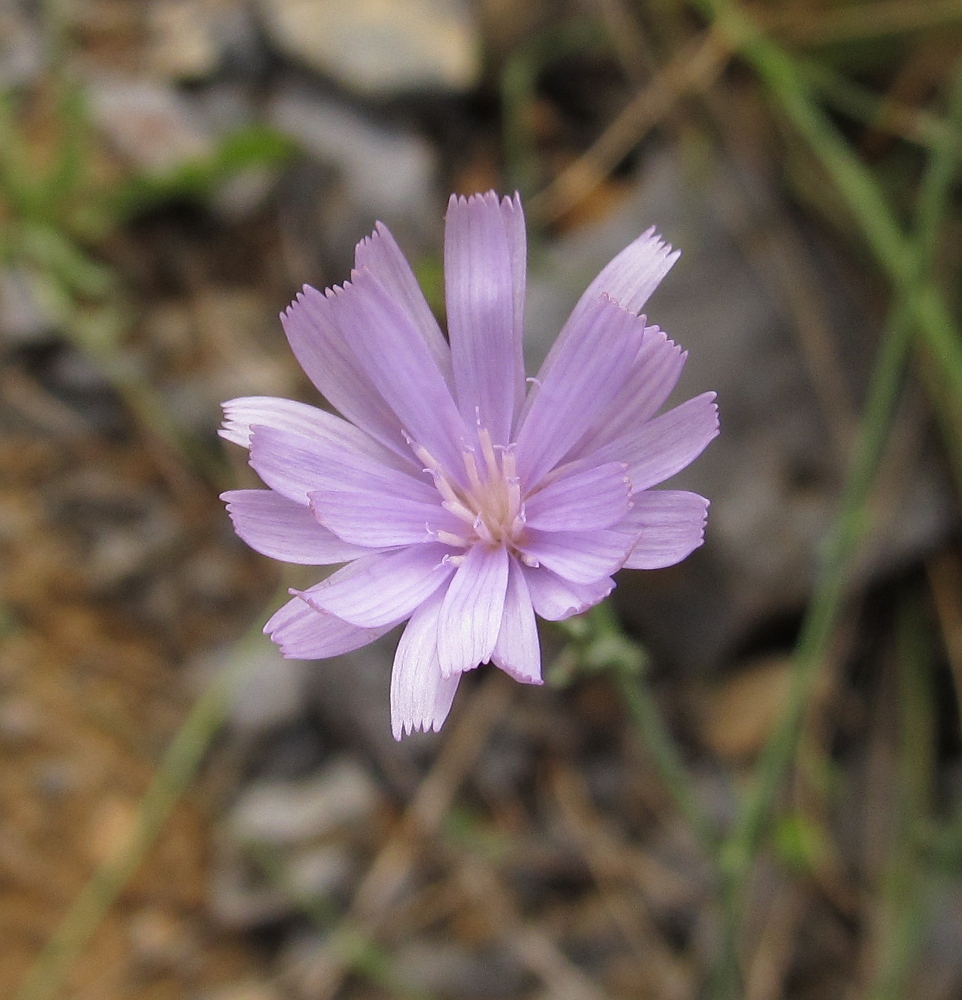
[284,844,356,900]
[210,838,292,928]
[269,86,438,268]
[392,939,526,998]
[257,0,481,96]
[193,635,307,737]
[209,837,355,930]
[146,0,224,80]
[229,756,383,846]
[85,74,215,174]
[0,267,59,347]
[304,635,435,794]
[0,4,42,87]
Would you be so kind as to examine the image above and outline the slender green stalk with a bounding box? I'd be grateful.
[14,624,272,1000]
[584,604,717,850]
[725,291,916,875]
[583,604,738,996]
[866,596,934,1000]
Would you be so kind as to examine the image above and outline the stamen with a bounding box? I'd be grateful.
[441,499,476,524]
[437,529,470,547]
[477,427,499,480]
[463,447,483,494]
[431,471,462,507]
[507,477,521,519]
[410,440,442,473]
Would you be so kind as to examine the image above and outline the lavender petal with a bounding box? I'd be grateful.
[515,295,646,486]
[437,543,510,677]
[492,557,542,684]
[222,489,371,564]
[298,545,456,629]
[265,590,396,659]
[390,588,460,740]
[522,566,615,621]
[444,192,526,445]
[622,490,709,569]
[524,460,632,532]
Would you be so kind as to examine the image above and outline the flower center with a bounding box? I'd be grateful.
[411,427,528,555]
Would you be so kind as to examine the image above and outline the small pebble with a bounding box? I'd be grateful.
[230,756,382,846]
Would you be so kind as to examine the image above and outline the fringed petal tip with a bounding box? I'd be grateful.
[704,392,721,441]
[446,190,522,214]
[391,713,448,742]
[219,398,254,448]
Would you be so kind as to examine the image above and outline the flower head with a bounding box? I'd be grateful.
[220,192,718,739]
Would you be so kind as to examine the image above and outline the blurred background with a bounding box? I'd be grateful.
[2,0,962,998]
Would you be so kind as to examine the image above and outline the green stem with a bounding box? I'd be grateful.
[613,667,718,852]
[588,604,738,996]
[588,604,717,848]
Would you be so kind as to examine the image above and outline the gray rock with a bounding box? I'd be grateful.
[285,844,357,901]
[269,86,438,260]
[392,939,526,998]
[210,837,295,928]
[0,4,42,87]
[54,467,182,587]
[257,0,481,96]
[229,756,383,846]
[189,627,310,737]
[303,634,434,795]
[211,830,355,931]
[146,0,225,80]
[0,267,59,347]
[84,74,215,174]
[278,932,334,1000]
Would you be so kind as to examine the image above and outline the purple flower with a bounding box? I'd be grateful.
[220,192,717,739]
